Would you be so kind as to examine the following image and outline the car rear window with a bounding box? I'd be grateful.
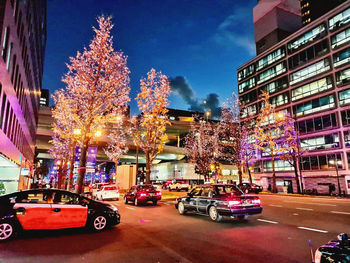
[104,186,117,191]
[139,185,155,190]
[215,185,243,196]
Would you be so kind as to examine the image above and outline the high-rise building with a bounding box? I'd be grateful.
[238,1,350,195]
[40,89,49,107]
[301,0,347,26]
[254,0,302,54]
[0,0,46,193]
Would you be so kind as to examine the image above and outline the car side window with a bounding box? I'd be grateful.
[54,193,80,205]
[201,187,211,197]
[17,192,45,203]
[192,187,202,197]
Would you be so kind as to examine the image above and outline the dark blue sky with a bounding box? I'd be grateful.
[43,0,256,115]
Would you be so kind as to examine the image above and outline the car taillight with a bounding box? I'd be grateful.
[251,198,261,205]
[228,200,241,206]
[156,191,161,196]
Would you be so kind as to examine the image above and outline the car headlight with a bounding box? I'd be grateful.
[315,249,322,263]
[110,205,118,212]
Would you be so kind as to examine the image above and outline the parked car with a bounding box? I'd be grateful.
[315,233,350,263]
[163,180,173,189]
[95,185,120,201]
[238,183,263,194]
[91,183,109,199]
[169,181,189,192]
[0,189,120,242]
[124,185,162,206]
[175,184,262,222]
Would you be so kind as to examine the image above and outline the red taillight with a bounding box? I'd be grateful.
[156,191,162,196]
[251,198,261,205]
[228,200,241,206]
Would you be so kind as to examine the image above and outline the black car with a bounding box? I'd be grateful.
[315,233,350,263]
[238,183,263,194]
[0,189,120,242]
[175,184,262,222]
[124,184,162,206]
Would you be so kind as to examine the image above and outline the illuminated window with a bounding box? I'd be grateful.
[329,7,350,31]
[293,94,335,117]
[290,58,330,85]
[238,77,255,93]
[331,27,350,49]
[256,47,285,71]
[291,76,333,101]
[257,62,286,84]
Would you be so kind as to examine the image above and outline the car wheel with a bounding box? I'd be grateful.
[91,215,108,232]
[209,206,222,222]
[237,215,246,221]
[134,198,139,206]
[0,221,15,242]
[153,200,157,206]
[178,202,186,215]
[124,196,128,204]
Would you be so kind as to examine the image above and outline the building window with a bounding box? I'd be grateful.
[331,27,350,49]
[241,104,257,118]
[239,89,257,105]
[293,94,335,117]
[334,47,350,68]
[1,27,10,61]
[341,109,350,126]
[238,77,255,93]
[336,67,350,86]
[257,62,286,84]
[259,76,288,95]
[288,39,329,70]
[263,160,293,172]
[300,133,339,151]
[287,24,326,54]
[238,64,255,81]
[256,47,286,71]
[297,113,337,134]
[291,76,333,101]
[344,130,350,147]
[270,92,289,107]
[339,88,350,106]
[329,7,350,32]
[290,58,330,85]
[301,153,342,170]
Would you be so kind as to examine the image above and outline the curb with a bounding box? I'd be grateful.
[259,191,350,199]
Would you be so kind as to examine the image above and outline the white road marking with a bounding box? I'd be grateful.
[269,204,283,207]
[284,201,336,207]
[293,213,299,216]
[298,227,328,233]
[330,211,350,215]
[257,219,278,224]
[296,207,313,211]
[126,207,135,210]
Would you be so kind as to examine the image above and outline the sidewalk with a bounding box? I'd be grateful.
[260,191,350,199]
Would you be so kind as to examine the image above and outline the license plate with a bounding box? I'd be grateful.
[149,193,154,196]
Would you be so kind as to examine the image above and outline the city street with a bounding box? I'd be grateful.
[0,194,349,263]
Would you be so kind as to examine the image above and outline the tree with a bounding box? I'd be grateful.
[184,117,219,181]
[132,69,171,184]
[62,16,130,194]
[240,123,256,184]
[279,112,304,194]
[104,117,129,172]
[253,91,287,193]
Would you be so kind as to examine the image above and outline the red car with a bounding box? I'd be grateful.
[124,185,162,206]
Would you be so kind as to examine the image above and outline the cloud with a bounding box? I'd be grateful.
[169,76,221,118]
[212,7,256,56]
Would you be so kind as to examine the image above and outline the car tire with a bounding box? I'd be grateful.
[177,202,186,215]
[237,215,246,221]
[134,198,139,206]
[124,196,128,204]
[0,221,16,242]
[208,206,222,222]
[153,200,157,206]
[91,215,108,232]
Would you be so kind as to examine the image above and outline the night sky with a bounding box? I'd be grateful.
[43,0,256,116]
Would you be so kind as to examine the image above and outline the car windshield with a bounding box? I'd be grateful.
[104,186,117,191]
[139,185,155,190]
[215,185,243,196]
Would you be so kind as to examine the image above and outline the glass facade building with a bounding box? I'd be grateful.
[238,2,350,194]
[0,0,46,193]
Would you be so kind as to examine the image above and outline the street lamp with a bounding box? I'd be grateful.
[329,156,342,196]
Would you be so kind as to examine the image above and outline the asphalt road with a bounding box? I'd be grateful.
[0,194,349,263]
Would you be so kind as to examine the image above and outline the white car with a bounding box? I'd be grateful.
[95,185,120,201]
[91,183,109,199]
[169,181,189,192]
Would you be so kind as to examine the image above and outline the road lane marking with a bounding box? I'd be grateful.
[330,211,350,215]
[284,201,336,207]
[298,227,328,233]
[126,207,135,210]
[293,213,299,216]
[257,219,278,224]
[269,204,283,207]
[296,207,313,211]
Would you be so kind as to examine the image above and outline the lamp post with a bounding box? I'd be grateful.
[329,156,342,196]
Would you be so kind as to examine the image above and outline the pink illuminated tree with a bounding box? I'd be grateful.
[62,16,130,194]
[132,69,171,184]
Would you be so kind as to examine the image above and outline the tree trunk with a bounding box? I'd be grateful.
[67,144,76,191]
[57,163,64,189]
[238,164,243,184]
[76,137,89,194]
[271,152,277,193]
[247,164,253,184]
[293,156,301,194]
[145,152,151,184]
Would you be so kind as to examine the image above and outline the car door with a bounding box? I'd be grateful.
[13,190,53,230]
[49,191,88,229]
[191,187,203,212]
[182,187,199,211]
[197,187,212,213]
